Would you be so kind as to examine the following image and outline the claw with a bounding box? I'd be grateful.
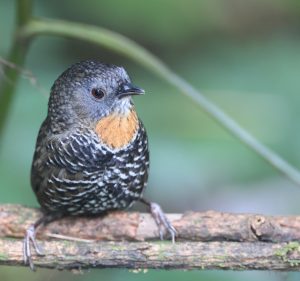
[23,225,44,271]
[158,227,164,241]
[149,202,177,243]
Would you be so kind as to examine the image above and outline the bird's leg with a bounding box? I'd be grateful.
[139,198,176,243]
[23,213,60,271]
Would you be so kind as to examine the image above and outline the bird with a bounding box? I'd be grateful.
[23,60,176,270]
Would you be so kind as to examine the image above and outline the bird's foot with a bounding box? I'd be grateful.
[23,225,44,271]
[148,202,177,243]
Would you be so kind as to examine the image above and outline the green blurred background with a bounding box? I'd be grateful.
[1,0,300,280]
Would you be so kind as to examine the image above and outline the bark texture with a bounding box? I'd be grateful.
[1,204,300,270]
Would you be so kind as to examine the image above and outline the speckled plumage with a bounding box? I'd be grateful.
[24,60,175,271]
[31,119,149,215]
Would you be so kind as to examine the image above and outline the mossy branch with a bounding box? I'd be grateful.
[2,239,300,271]
[1,205,300,270]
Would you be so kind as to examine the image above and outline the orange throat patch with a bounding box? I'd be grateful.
[95,109,139,149]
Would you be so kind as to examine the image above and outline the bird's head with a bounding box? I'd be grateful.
[48,60,144,128]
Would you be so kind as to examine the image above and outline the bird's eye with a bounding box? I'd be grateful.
[91,88,105,99]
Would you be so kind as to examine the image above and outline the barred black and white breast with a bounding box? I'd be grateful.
[31,116,149,216]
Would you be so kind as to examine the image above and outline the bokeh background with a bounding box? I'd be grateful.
[1,0,300,280]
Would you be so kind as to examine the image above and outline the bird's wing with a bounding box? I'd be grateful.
[31,125,113,196]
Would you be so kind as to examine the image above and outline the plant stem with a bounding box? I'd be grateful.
[0,0,33,142]
[17,0,33,26]
[19,18,300,185]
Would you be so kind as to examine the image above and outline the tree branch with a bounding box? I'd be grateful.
[2,239,300,271]
[1,204,300,270]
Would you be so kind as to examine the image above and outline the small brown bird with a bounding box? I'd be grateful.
[24,60,176,270]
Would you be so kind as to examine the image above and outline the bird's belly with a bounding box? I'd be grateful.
[77,169,147,215]
[39,162,148,216]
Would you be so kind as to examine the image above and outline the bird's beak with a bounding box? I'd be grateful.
[118,82,145,99]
